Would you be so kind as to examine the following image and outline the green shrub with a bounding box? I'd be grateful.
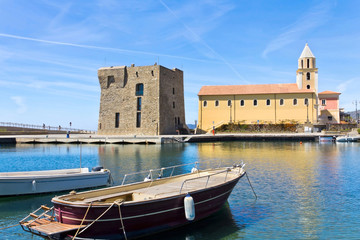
[358,128,360,134]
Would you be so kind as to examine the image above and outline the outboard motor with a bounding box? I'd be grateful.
[92,166,104,172]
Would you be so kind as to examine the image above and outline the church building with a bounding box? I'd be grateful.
[197,44,340,132]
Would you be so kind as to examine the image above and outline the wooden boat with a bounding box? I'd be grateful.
[0,167,111,196]
[20,162,246,239]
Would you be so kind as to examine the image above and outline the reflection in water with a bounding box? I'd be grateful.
[1,142,360,240]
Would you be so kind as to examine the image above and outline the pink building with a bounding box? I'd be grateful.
[318,91,341,123]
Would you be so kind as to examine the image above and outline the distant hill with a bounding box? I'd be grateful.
[347,111,360,120]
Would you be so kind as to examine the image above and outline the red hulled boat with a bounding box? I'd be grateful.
[20,162,246,239]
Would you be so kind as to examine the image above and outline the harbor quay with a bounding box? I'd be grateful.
[0,132,347,144]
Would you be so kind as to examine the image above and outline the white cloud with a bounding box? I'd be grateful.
[11,96,27,114]
[262,2,334,58]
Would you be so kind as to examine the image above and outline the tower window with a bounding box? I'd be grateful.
[293,99,298,105]
[173,88,175,94]
[151,70,154,76]
[136,112,141,128]
[266,99,271,106]
[240,100,244,106]
[173,102,175,108]
[304,98,309,105]
[253,99,258,106]
[137,97,142,111]
[115,113,120,128]
[307,59,310,68]
[136,72,138,77]
[135,83,144,96]
[203,101,207,107]
[280,99,284,106]
[215,100,219,107]
[301,60,303,69]
[306,72,310,80]
[107,75,115,88]
[228,100,232,107]
[307,85,311,89]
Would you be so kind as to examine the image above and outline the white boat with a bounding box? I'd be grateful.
[336,136,360,142]
[0,167,111,196]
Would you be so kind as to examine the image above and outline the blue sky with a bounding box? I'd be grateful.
[1,0,359,130]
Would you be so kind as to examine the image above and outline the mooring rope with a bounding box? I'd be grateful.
[115,200,128,240]
[0,224,19,230]
[72,202,93,240]
[245,172,257,200]
[77,202,116,236]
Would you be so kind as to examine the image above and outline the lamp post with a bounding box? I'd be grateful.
[353,100,359,124]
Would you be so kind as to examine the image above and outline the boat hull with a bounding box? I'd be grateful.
[0,169,110,196]
[53,174,243,239]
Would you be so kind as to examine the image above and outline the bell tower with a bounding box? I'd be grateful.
[296,43,318,94]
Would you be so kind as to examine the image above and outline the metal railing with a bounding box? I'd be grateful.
[121,162,198,185]
[179,168,232,194]
[0,122,94,133]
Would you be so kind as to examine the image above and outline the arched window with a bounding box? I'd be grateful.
[307,59,310,68]
[280,99,284,106]
[203,101,207,107]
[306,72,310,80]
[215,100,219,107]
[304,98,309,105]
[293,99,298,105]
[227,100,232,107]
[266,99,271,106]
[135,83,144,96]
[253,99,258,106]
[307,85,310,89]
[240,100,244,106]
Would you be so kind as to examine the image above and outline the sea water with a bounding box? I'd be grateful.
[1,141,360,239]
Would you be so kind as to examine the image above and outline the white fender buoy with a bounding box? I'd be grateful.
[191,167,198,173]
[184,194,195,221]
[32,180,36,192]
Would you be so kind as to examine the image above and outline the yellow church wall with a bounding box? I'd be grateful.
[198,93,317,132]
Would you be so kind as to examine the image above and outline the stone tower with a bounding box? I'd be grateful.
[296,43,318,94]
[97,64,188,135]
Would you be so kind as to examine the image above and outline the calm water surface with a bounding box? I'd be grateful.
[1,141,360,239]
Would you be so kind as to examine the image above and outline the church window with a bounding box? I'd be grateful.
[215,100,219,107]
[307,59,310,68]
[301,60,303,68]
[266,99,271,106]
[173,88,175,94]
[240,100,244,106]
[322,99,326,106]
[280,99,284,106]
[304,98,309,105]
[173,102,175,108]
[135,83,144,96]
[307,85,310,89]
[253,99,258,106]
[203,101,207,107]
[293,99,298,105]
[306,72,310,80]
[228,100,232,107]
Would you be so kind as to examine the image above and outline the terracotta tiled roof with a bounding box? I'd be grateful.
[198,83,315,96]
[318,90,341,95]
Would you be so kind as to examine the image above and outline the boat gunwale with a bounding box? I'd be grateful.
[52,167,245,208]
[0,170,110,180]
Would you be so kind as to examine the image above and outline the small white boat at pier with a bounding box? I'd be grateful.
[0,167,111,196]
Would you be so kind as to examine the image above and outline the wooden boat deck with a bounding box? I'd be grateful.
[23,218,85,235]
